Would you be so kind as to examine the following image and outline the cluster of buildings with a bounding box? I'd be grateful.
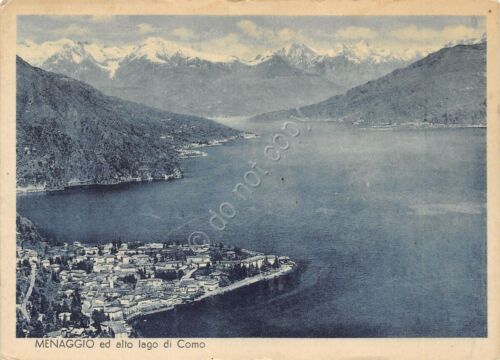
[17,240,292,338]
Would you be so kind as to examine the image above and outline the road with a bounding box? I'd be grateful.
[18,259,37,321]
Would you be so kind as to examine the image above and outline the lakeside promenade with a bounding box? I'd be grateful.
[126,263,296,322]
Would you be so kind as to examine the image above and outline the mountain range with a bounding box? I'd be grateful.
[17,38,421,117]
[16,56,240,191]
[252,42,486,126]
[15,39,487,193]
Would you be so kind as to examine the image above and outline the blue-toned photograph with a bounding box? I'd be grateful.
[15,15,486,338]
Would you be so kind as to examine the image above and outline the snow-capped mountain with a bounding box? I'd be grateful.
[256,42,418,91]
[252,41,420,68]
[17,37,469,117]
[253,42,486,125]
[443,33,487,48]
[17,39,134,80]
[109,45,340,117]
[123,37,238,65]
[273,43,320,68]
[18,38,419,80]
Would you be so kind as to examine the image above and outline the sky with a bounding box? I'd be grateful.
[17,16,485,59]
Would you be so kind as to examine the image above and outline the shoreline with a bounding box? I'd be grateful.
[16,172,183,195]
[252,116,487,128]
[126,262,296,325]
[16,133,258,195]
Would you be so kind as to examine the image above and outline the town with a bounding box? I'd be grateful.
[16,239,295,338]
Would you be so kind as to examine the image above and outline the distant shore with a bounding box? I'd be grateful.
[16,133,258,195]
[251,115,487,128]
[15,171,183,195]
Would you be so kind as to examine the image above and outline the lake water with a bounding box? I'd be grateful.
[17,120,487,337]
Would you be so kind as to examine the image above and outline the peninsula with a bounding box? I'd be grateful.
[16,219,296,338]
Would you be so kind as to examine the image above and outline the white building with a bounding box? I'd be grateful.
[104,307,124,321]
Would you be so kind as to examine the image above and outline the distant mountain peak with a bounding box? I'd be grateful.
[126,37,239,65]
[252,42,486,126]
[18,37,424,77]
[338,41,372,63]
[443,33,486,48]
[274,42,319,67]
[47,41,93,65]
[278,42,317,56]
[248,40,417,69]
[326,40,418,64]
[17,38,454,117]
[17,38,79,66]
[17,39,133,78]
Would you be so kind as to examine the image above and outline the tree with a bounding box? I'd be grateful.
[91,309,107,331]
[211,251,222,262]
[219,277,230,287]
[70,308,82,324]
[119,274,137,286]
[247,264,259,276]
[260,257,270,271]
[62,317,70,328]
[61,300,70,313]
[73,288,82,306]
[229,264,247,281]
[73,260,93,274]
[28,320,44,338]
[85,261,93,274]
[45,302,56,327]
[272,256,280,269]
[16,321,26,338]
[177,270,185,279]
[40,294,49,312]
[29,304,38,320]
[155,270,177,281]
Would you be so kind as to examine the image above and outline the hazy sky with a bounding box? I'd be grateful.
[17,15,485,59]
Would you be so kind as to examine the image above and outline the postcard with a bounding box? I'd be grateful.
[1,0,499,359]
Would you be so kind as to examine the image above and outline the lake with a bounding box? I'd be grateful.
[17,120,487,337]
